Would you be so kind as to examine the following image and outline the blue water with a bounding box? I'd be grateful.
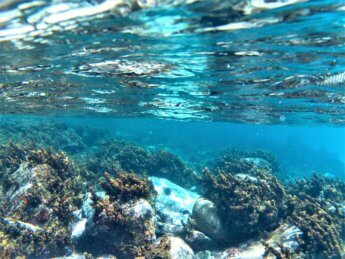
[0,0,345,258]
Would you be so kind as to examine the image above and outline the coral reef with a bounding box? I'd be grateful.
[200,166,287,245]
[0,120,108,155]
[292,173,345,204]
[214,149,280,176]
[279,173,345,258]
[0,143,84,258]
[100,172,156,203]
[286,198,343,258]
[199,160,345,257]
[85,139,199,188]
[77,172,157,258]
[0,124,343,259]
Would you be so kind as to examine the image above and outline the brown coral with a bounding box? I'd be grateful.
[201,166,287,245]
[0,143,84,258]
[100,171,156,203]
[78,172,156,258]
[85,139,198,188]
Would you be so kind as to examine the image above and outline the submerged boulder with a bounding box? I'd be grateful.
[184,229,216,251]
[149,176,200,235]
[169,236,195,259]
[190,198,228,241]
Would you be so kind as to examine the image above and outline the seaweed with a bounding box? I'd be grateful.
[291,173,345,204]
[145,235,171,259]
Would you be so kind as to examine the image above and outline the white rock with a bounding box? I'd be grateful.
[265,223,302,253]
[81,191,106,219]
[235,173,258,183]
[3,218,42,233]
[122,198,154,220]
[169,236,195,259]
[71,218,87,240]
[149,177,200,235]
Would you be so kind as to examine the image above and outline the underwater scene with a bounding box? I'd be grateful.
[0,0,345,258]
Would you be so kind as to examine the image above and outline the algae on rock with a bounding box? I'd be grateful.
[0,143,84,258]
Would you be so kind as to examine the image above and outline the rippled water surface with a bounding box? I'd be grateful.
[0,0,344,123]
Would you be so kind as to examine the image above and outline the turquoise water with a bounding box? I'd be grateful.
[0,0,344,258]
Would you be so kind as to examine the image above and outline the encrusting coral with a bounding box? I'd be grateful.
[0,142,84,258]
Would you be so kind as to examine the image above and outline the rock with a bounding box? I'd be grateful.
[148,236,194,259]
[242,157,272,169]
[169,236,194,259]
[235,173,258,183]
[81,191,106,219]
[264,223,303,255]
[149,177,200,235]
[191,198,228,241]
[0,146,83,258]
[71,218,87,240]
[72,191,107,241]
[195,223,302,259]
[185,229,216,251]
[121,198,154,220]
